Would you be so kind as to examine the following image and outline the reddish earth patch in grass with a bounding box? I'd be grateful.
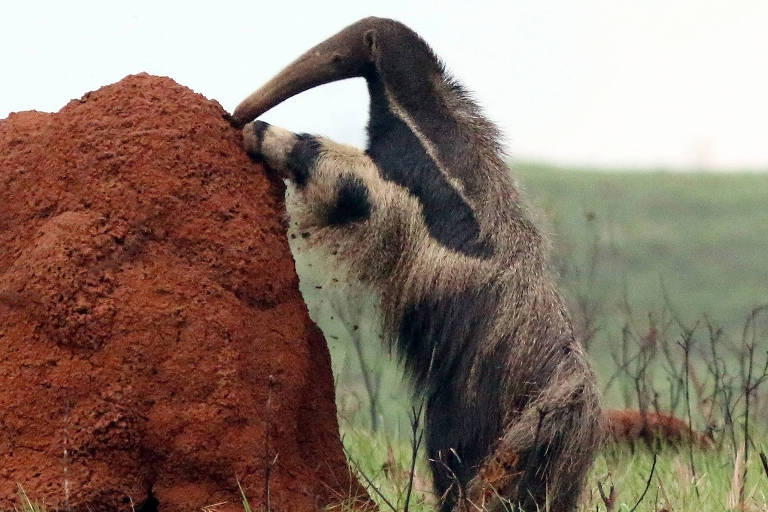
[602,409,713,449]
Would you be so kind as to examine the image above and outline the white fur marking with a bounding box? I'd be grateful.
[383,86,468,198]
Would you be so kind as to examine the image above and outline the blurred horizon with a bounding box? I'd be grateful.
[508,158,768,174]
[3,0,767,172]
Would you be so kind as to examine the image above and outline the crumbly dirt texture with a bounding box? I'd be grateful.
[0,74,369,511]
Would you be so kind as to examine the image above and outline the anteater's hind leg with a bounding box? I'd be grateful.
[455,361,601,512]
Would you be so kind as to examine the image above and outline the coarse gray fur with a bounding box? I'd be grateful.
[236,17,602,512]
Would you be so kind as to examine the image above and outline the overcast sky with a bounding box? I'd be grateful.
[2,0,767,170]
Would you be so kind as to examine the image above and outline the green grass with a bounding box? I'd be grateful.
[515,163,768,331]
[588,442,768,511]
[6,486,47,512]
[336,428,768,512]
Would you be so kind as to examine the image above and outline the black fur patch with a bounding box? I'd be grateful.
[327,175,372,225]
[364,19,502,210]
[398,288,505,507]
[251,121,269,151]
[365,77,493,258]
[244,120,270,162]
[285,134,321,187]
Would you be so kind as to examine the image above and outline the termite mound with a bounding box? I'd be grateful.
[0,73,370,512]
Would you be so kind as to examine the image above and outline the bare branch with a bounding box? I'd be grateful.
[628,452,657,512]
[597,480,616,512]
[403,400,425,512]
[342,442,398,512]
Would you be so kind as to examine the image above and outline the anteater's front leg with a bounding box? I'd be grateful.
[243,121,322,187]
[243,121,425,280]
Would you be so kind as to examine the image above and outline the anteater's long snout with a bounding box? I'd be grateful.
[231,17,385,127]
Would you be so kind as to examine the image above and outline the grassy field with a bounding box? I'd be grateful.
[338,426,768,512]
[515,163,768,333]
[296,165,768,510]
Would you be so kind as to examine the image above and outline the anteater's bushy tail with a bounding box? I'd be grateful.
[456,355,602,512]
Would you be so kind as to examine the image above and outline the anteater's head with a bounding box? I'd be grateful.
[231,17,438,127]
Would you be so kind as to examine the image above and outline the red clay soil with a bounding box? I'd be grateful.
[602,409,713,449]
[0,74,370,511]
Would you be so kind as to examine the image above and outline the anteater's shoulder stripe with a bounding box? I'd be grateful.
[366,83,493,258]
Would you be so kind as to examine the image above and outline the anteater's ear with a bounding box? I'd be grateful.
[363,29,378,57]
